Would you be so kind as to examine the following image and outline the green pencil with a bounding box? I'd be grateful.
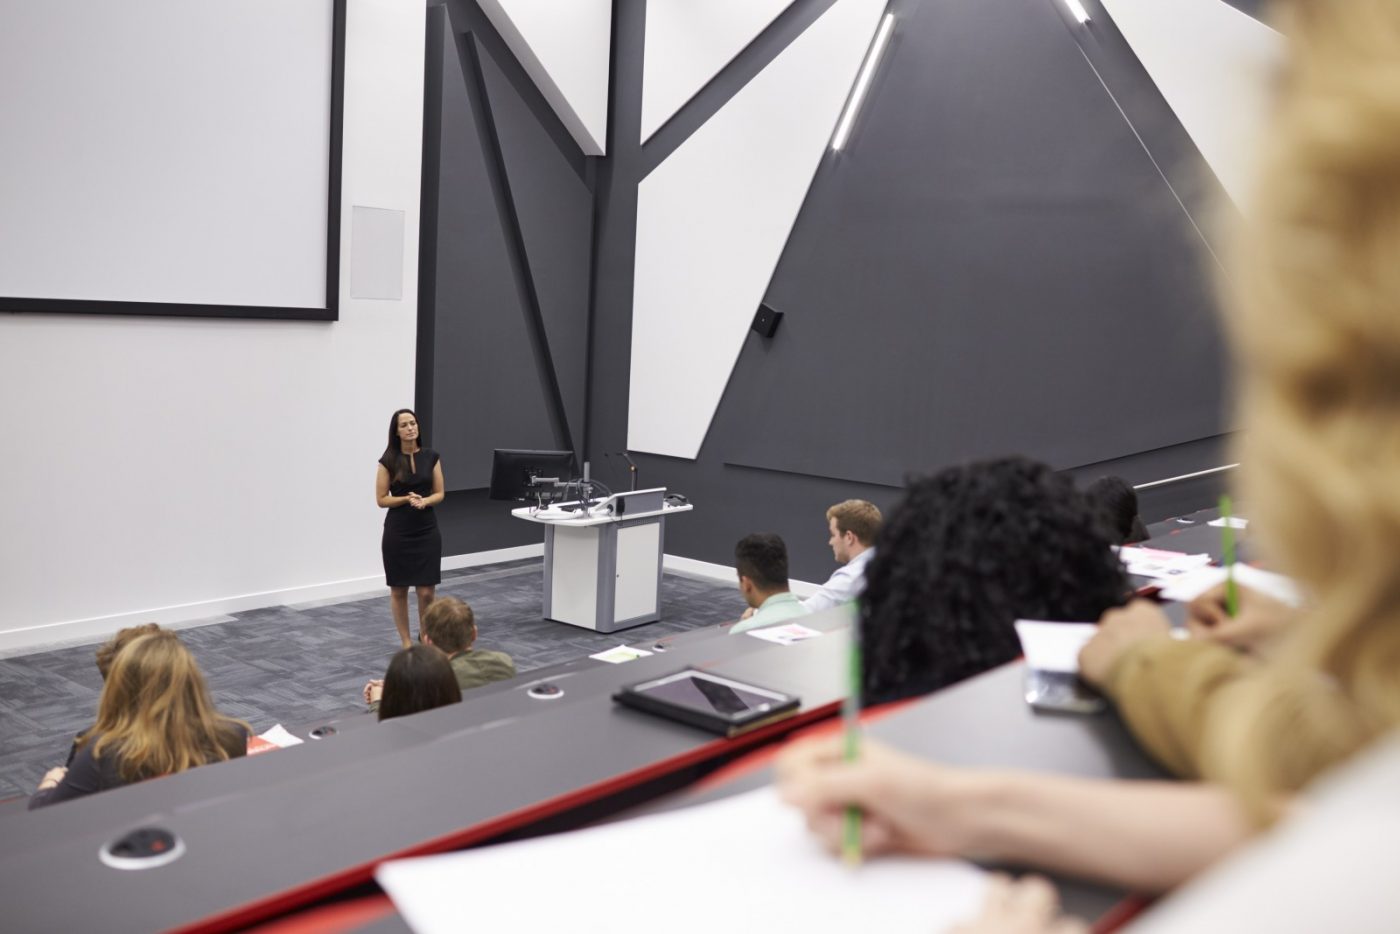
[1220,494,1239,617]
[842,621,862,868]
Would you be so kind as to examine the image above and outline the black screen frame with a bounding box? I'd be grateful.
[488,448,579,501]
[0,0,346,322]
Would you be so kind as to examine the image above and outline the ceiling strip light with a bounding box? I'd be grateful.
[830,12,895,152]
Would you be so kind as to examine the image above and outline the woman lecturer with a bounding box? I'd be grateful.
[376,408,445,647]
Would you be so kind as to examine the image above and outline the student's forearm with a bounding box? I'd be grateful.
[963,774,1253,893]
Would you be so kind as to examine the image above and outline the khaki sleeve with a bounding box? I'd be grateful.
[1100,637,1258,779]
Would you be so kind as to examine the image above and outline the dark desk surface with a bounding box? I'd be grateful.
[340,661,1169,934]
[668,662,1164,903]
[1143,505,1258,566]
[0,609,852,934]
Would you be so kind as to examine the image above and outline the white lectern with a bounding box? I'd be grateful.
[511,488,694,633]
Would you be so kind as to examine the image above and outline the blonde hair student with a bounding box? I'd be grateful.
[30,631,249,809]
[1207,0,1400,807]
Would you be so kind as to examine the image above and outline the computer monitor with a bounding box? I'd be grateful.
[488,449,578,502]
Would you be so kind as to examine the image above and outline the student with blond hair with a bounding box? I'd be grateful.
[62,622,167,768]
[31,631,248,808]
[801,499,882,613]
[779,0,1400,900]
[364,597,514,710]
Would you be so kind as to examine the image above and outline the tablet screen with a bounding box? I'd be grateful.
[633,671,785,718]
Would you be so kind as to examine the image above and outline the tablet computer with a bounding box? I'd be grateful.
[613,668,800,737]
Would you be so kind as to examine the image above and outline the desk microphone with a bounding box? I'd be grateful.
[613,451,638,491]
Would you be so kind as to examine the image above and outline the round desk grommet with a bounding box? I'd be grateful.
[99,828,186,870]
[309,725,337,739]
[527,683,564,700]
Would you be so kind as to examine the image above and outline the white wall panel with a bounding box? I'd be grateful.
[477,0,612,155]
[627,0,887,459]
[0,0,424,649]
[1100,0,1283,207]
[640,0,795,143]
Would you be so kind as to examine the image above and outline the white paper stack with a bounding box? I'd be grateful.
[588,645,654,664]
[1118,545,1214,581]
[745,623,823,645]
[377,787,989,934]
[1014,620,1099,673]
[1157,563,1303,606]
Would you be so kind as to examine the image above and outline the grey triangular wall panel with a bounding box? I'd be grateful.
[1219,0,1267,22]
[477,43,593,451]
[427,26,558,490]
[709,0,1229,485]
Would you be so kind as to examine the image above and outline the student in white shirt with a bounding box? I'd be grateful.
[801,499,883,613]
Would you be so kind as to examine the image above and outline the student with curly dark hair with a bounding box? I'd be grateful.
[861,456,1130,705]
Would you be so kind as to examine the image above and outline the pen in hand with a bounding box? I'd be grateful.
[1220,494,1238,618]
[843,627,863,868]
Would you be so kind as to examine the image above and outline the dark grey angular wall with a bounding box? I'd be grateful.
[424,0,1239,577]
[716,0,1230,485]
[424,18,555,491]
[476,48,594,448]
[416,2,593,555]
[1221,0,1268,20]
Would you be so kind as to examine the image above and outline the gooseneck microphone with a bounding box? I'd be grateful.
[614,452,638,491]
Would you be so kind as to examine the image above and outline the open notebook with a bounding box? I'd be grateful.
[377,786,988,934]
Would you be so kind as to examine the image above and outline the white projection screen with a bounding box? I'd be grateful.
[0,0,344,320]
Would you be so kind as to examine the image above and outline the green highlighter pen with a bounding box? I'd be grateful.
[1220,494,1239,617]
[842,619,862,868]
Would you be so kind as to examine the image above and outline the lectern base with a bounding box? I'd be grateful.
[511,489,694,634]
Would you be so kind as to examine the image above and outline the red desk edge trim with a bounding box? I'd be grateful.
[169,700,840,934]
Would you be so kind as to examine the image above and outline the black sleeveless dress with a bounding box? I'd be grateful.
[381,449,442,587]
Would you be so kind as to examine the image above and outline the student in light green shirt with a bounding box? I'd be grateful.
[730,533,810,635]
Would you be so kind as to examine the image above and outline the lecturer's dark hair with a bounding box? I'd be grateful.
[379,408,420,484]
[1083,475,1149,545]
[377,645,461,722]
[860,457,1130,705]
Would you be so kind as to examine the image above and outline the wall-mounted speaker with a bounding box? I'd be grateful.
[751,303,783,338]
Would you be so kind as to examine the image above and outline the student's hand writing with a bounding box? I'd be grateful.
[1079,600,1173,688]
[776,736,979,860]
[364,679,384,705]
[1186,582,1294,655]
[950,875,1088,934]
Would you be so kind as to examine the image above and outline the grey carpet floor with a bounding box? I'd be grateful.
[0,559,740,799]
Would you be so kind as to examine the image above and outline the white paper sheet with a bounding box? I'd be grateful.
[1014,621,1099,673]
[1206,516,1249,529]
[1117,545,1214,580]
[257,724,304,748]
[377,787,988,934]
[1157,563,1303,607]
[745,622,823,645]
[589,644,654,664]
